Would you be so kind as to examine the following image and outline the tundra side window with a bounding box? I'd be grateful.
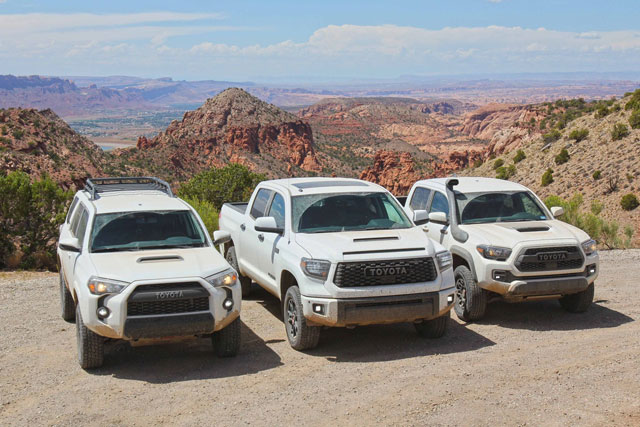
[429,192,449,218]
[267,193,286,229]
[250,189,273,219]
[409,187,431,211]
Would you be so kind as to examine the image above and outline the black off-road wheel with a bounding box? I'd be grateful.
[559,283,594,313]
[453,265,487,322]
[212,316,241,357]
[284,286,320,351]
[415,311,449,338]
[60,270,75,323]
[76,305,104,369]
[225,246,252,297]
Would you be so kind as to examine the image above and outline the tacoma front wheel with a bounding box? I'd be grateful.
[559,283,594,313]
[453,265,487,322]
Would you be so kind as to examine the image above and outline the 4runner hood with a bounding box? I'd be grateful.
[88,247,227,284]
[461,220,589,247]
[294,227,435,262]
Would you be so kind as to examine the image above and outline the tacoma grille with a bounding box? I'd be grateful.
[334,257,437,287]
[516,246,584,272]
[127,282,210,316]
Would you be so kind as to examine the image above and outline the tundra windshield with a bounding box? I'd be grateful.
[90,210,208,253]
[292,192,412,233]
[455,191,548,224]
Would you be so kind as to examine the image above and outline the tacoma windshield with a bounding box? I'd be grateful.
[90,210,207,253]
[455,191,548,224]
[292,192,412,233]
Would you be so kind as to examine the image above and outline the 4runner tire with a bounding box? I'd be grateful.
[453,265,487,322]
[415,311,449,338]
[212,316,241,357]
[284,286,320,351]
[60,270,75,323]
[559,283,594,313]
[76,304,104,369]
[225,246,252,297]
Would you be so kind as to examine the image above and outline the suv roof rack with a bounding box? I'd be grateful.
[84,177,174,200]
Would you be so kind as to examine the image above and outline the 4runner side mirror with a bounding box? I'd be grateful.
[413,210,429,225]
[255,216,284,234]
[428,211,448,225]
[212,230,231,246]
[59,237,81,253]
[550,206,565,217]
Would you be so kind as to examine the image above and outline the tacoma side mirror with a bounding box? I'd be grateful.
[550,206,565,217]
[213,230,231,246]
[428,211,448,225]
[413,210,429,225]
[254,216,284,234]
[59,237,81,253]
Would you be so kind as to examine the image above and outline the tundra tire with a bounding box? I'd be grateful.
[225,246,252,297]
[284,286,320,351]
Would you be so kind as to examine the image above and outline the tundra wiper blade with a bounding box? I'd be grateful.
[91,247,140,253]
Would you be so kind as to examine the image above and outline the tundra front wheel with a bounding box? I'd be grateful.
[559,283,594,313]
[225,246,252,297]
[284,286,320,351]
[453,265,487,322]
[76,305,104,369]
[415,311,449,338]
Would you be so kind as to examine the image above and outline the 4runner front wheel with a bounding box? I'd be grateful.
[76,305,104,369]
[225,246,252,297]
[414,311,449,338]
[559,283,594,313]
[212,316,241,357]
[284,286,320,351]
[59,270,75,323]
[453,265,487,322]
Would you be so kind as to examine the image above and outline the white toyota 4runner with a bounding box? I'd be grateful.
[404,177,599,321]
[57,177,241,369]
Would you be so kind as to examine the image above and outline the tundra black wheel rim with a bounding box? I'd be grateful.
[286,297,298,339]
[455,277,467,308]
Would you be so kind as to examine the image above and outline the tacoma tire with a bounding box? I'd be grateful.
[59,270,75,323]
[225,246,252,297]
[559,283,594,313]
[212,316,241,357]
[453,265,487,322]
[76,305,104,369]
[415,311,449,338]
[284,286,320,351]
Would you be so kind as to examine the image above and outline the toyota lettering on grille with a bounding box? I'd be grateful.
[364,266,409,277]
[155,290,184,299]
[537,252,568,261]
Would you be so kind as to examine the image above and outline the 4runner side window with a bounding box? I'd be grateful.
[429,192,449,218]
[410,187,431,211]
[75,208,89,244]
[250,189,272,219]
[66,196,79,224]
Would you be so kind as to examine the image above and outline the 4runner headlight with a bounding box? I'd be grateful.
[477,245,512,261]
[300,258,331,280]
[581,239,597,256]
[205,269,238,287]
[87,277,128,295]
[436,251,453,271]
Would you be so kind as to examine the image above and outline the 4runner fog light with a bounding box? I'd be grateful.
[96,306,110,319]
[223,299,234,310]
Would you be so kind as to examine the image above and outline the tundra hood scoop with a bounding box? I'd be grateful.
[136,255,184,263]
[516,226,550,232]
[353,236,399,242]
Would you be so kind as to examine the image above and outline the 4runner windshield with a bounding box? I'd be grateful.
[90,210,208,253]
[292,192,412,233]
[455,191,548,224]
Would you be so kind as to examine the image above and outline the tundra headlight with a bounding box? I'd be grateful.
[300,258,331,280]
[87,277,128,295]
[477,245,512,261]
[581,239,597,256]
[436,251,453,271]
[205,268,238,287]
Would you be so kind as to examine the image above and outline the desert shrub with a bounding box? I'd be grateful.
[611,123,629,141]
[569,128,589,142]
[542,129,562,143]
[1,125,7,135]
[555,148,570,165]
[592,170,602,180]
[624,89,640,111]
[492,159,504,170]
[472,159,483,168]
[595,105,610,119]
[620,193,639,211]
[541,168,554,186]
[513,149,526,163]
[495,164,516,180]
[12,129,24,139]
[182,196,218,237]
[629,110,640,129]
[590,199,603,216]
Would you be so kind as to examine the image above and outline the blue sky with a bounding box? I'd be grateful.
[1,0,639,81]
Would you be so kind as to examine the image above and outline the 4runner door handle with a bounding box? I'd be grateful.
[240,224,246,231]
[258,234,264,242]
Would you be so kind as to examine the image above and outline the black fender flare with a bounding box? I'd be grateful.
[450,245,478,281]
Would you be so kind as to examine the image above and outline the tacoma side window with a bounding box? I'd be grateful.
[409,187,431,211]
[250,189,273,219]
[429,192,450,219]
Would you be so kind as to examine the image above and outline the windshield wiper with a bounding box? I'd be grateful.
[92,247,140,253]
[138,244,205,250]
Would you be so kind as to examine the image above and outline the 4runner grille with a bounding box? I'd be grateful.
[334,257,437,287]
[127,282,210,316]
[516,246,584,272]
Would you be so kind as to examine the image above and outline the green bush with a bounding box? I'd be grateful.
[592,170,601,180]
[624,89,640,111]
[182,196,219,237]
[492,159,504,170]
[554,148,570,165]
[620,193,639,211]
[12,129,24,139]
[542,129,562,143]
[595,105,610,119]
[568,128,589,142]
[611,123,629,141]
[629,110,640,129]
[513,150,526,163]
[472,159,483,168]
[541,168,554,186]
[495,164,516,180]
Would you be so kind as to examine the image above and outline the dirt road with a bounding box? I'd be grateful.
[1,250,639,426]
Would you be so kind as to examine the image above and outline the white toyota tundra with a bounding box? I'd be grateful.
[404,177,599,321]
[57,177,241,369]
[218,177,455,350]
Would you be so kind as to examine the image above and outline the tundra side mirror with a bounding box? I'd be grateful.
[59,237,81,253]
[213,230,231,246]
[428,211,448,225]
[254,216,284,234]
[413,210,429,225]
[550,206,565,218]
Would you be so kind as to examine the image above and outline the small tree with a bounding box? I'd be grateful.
[568,128,589,142]
[541,168,554,186]
[542,129,562,143]
[513,149,526,163]
[555,148,570,165]
[611,123,629,141]
[496,164,516,180]
[492,159,504,170]
[629,110,640,129]
[620,193,639,211]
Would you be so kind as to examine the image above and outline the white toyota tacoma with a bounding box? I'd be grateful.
[404,177,599,321]
[218,177,455,350]
[57,177,241,369]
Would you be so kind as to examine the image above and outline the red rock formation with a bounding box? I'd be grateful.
[431,150,485,177]
[360,150,422,195]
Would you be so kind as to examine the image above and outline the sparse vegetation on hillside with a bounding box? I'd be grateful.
[592,170,602,180]
[492,159,504,170]
[554,148,570,165]
[541,168,554,186]
[542,129,562,143]
[620,193,639,211]
[624,89,640,111]
[496,164,516,180]
[569,128,589,142]
[611,123,629,141]
[629,110,640,129]
[513,149,526,163]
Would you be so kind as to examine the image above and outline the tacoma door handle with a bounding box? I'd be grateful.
[240,224,246,231]
[258,234,264,242]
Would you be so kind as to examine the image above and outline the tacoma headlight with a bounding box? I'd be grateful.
[581,239,597,256]
[477,245,512,261]
[300,258,331,280]
[205,268,238,287]
[436,251,453,271]
[87,277,128,295]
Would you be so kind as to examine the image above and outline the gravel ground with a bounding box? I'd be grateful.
[1,250,639,426]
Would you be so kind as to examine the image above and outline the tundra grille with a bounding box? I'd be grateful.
[515,246,584,272]
[127,282,210,316]
[334,257,437,287]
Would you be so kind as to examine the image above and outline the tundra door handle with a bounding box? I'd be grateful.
[258,234,264,242]
[240,224,246,231]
